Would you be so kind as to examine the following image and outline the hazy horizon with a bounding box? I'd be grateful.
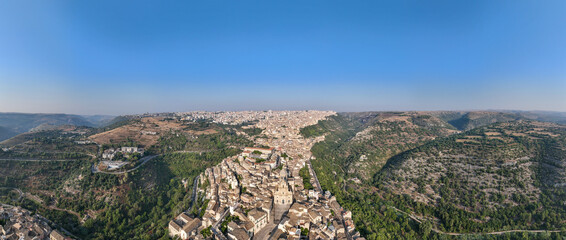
[2,108,566,118]
[1,1,565,115]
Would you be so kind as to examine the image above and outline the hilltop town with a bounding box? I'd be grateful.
[0,204,71,240]
[168,111,364,239]
[4,110,565,240]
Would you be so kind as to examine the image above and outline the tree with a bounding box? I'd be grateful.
[419,220,433,238]
[201,226,212,238]
[300,227,309,236]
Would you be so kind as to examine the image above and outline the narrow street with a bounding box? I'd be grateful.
[307,159,352,240]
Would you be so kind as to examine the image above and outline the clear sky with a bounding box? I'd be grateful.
[0,0,565,115]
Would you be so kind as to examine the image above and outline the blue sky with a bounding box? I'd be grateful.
[0,0,565,115]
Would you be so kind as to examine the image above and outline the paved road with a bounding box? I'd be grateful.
[267,205,291,240]
[211,202,240,240]
[47,205,81,220]
[306,159,322,192]
[389,206,564,236]
[92,155,158,174]
[189,176,200,212]
[0,187,23,201]
[211,226,228,240]
[253,222,276,240]
[212,209,230,240]
[0,158,77,162]
[173,150,212,154]
[307,158,352,240]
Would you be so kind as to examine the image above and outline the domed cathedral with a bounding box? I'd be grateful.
[274,179,293,205]
[274,164,293,206]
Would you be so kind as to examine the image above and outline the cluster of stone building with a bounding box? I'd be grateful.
[101,146,145,160]
[97,146,147,171]
[179,111,334,127]
[169,145,363,240]
[168,110,364,239]
[0,205,70,240]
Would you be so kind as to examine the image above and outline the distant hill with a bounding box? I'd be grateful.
[431,111,521,131]
[0,126,18,142]
[81,115,117,127]
[430,110,566,131]
[509,110,566,125]
[0,113,93,132]
[0,113,116,141]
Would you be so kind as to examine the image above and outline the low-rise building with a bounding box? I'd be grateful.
[247,209,268,234]
[169,212,202,240]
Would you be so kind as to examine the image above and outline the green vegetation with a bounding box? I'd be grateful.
[165,150,241,178]
[0,128,97,160]
[3,112,566,239]
[201,226,212,238]
[306,112,566,239]
[0,151,91,160]
[273,164,283,171]
[92,116,135,134]
[0,112,96,134]
[299,165,314,190]
[192,198,210,218]
[300,227,309,236]
[55,150,231,239]
[255,158,266,163]
[149,127,252,154]
[0,118,247,239]
[0,160,87,189]
[242,127,263,136]
[299,116,336,138]
[438,112,518,131]
[220,214,240,233]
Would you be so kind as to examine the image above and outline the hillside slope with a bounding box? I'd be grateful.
[307,111,566,239]
[308,112,459,180]
[379,121,565,205]
[431,111,521,131]
[0,126,18,142]
[0,116,252,239]
[0,113,96,133]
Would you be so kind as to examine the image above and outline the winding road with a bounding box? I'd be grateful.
[389,206,564,236]
[189,175,200,212]
[0,187,23,201]
[92,155,158,174]
[0,158,76,162]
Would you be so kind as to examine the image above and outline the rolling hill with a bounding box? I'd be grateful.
[306,111,566,239]
[0,113,96,133]
[0,115,254,239]
[0,125,18,142]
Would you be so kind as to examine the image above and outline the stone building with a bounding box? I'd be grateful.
[168,212,202,239]
[274,180,293,206]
